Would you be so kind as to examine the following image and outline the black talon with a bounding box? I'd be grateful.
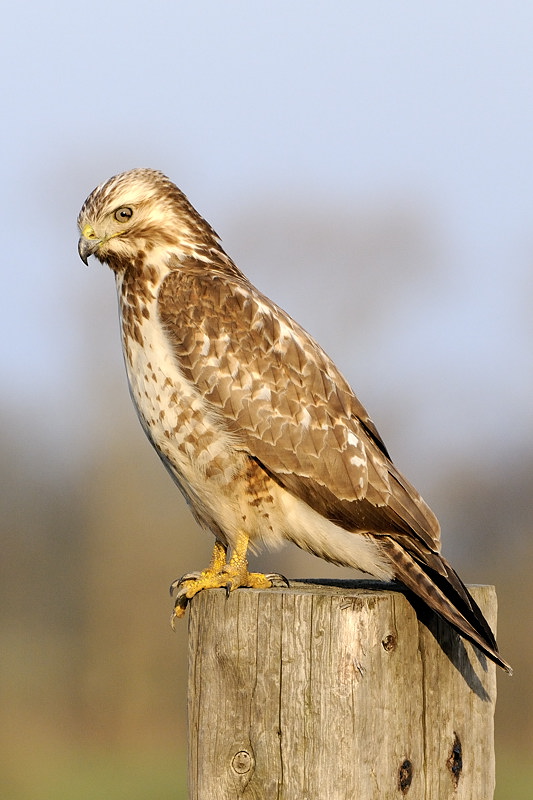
[173,594,184,609]
[170,572,202,596]
[171,595,190,630]
[266,572,290,587]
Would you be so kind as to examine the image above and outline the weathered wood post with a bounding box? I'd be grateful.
[187,580,497,799]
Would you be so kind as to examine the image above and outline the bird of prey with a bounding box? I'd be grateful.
[78,168,510,673]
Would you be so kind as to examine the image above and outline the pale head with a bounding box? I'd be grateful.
[77,168,219,271]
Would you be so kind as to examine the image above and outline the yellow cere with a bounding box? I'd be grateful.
[81,224,96,239]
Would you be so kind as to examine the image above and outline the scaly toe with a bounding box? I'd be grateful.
[169,565,287,625]
[237,570,276,590]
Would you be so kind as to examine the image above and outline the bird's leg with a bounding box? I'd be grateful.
[222,530,275,593]
[203,539,229,574]
[170,539,227,623]
[170,532,288,623]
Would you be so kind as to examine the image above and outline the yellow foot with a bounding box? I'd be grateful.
[169,537,288,624]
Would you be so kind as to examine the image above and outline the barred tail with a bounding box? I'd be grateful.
[382,537,512,674]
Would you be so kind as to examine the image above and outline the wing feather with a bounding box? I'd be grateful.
[158,265,441,555]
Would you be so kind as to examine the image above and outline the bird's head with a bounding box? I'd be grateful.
[77,168,219,272]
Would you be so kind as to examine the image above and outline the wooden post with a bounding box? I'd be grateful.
[187,580,497,800]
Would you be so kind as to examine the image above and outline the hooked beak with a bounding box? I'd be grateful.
[78,236,99,265]
[78,224,101,265]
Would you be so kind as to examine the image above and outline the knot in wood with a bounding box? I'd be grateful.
[398,759,413,794]
[381,633,397,652]
[447,733,463,788]
[231,750,253,774]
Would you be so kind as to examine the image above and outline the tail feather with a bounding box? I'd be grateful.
[382,537,512,674]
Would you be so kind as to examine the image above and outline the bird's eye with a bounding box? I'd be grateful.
[114,206,133,222]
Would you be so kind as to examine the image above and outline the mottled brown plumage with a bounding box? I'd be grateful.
[78,168,511,673]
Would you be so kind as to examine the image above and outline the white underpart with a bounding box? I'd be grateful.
[269,488,393,579]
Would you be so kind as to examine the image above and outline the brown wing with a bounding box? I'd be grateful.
[158,264,441,556]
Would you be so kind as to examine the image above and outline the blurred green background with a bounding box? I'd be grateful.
[2,2,532,797]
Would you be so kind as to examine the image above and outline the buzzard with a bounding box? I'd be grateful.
[78,168,510,673]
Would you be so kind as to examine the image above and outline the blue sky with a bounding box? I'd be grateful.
[2,1,533,489]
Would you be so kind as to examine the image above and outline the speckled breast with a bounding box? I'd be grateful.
[115,272,246,538]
